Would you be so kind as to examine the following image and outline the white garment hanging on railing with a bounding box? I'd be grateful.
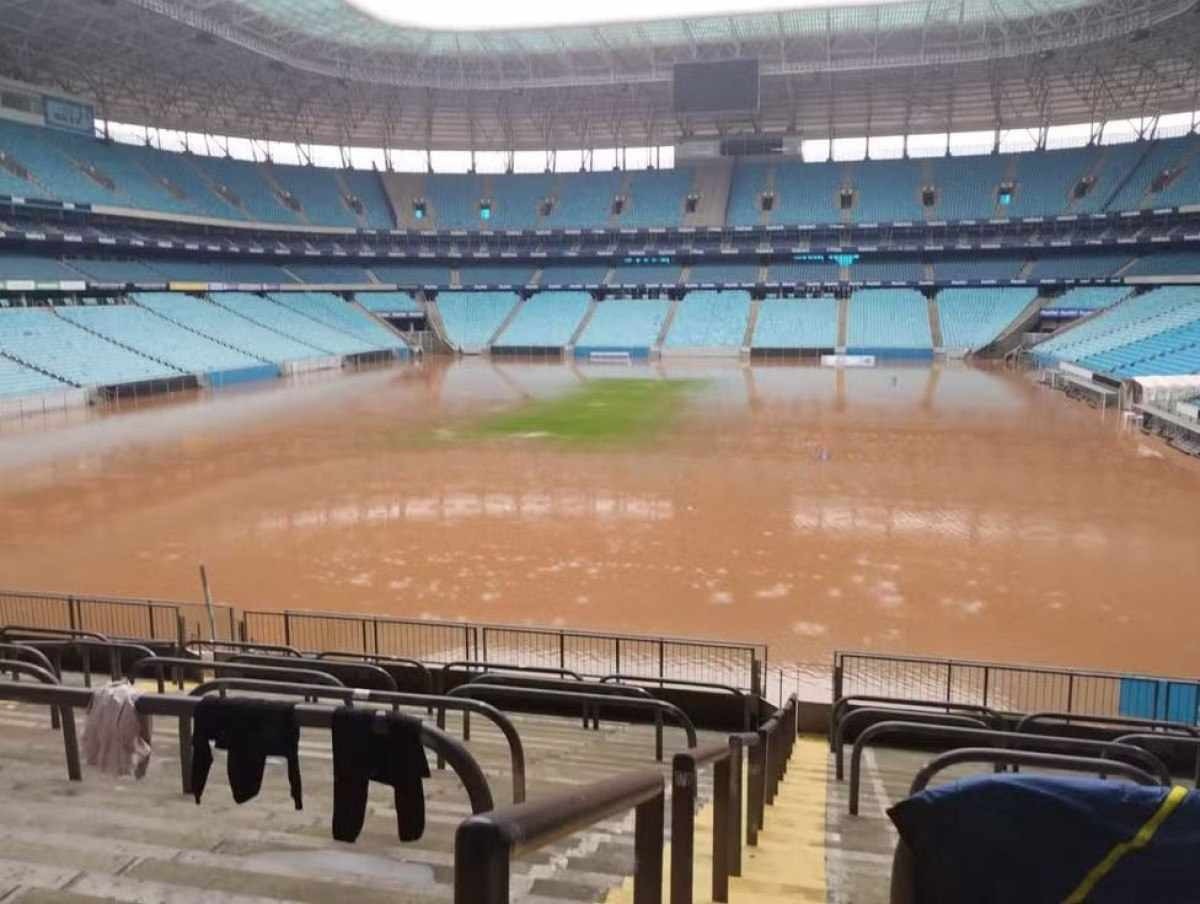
[82,680,152,778]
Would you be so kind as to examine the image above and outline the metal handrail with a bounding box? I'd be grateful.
[830,694,1003,746]
[1015,711,1200,738]
[186,639,302,658]
[0,643,58,677]
[848,721,1172,815]
[448,684,697,761]
[455,768,664,904]
[185,678,527,803]
[128,656,345,692]
[672,741,734,904]
[14,638,158,687]
[602,674,755,730]
[441,660,585,684]
[0,671,79,778]
[835,708,989,780]
[0,625,109,642]
[315,651,433,693]
[1113,733,1200,786]
[466,673,656,728]
[227,653,398,692]
[909,748,1161,794]
[0,680,495,815]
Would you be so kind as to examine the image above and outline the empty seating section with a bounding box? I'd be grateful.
[1123,251,1200,277]
[186,155,302,224]
[1066,142,1146,213]
[60,300,261,371]
[0,307,178,385]
[118,143,239,219]
[934,256,1025,282]
[664,291,751,348]
[0,120,122,205]
[1005,147,1093,217]
[370,264,449,286]
[1081,319,1200,377]
[212,293,376,355]
[1026,253,1129,280]
[688,262,760,285]
[539,264,609,286]
[268,292,404,350]
[355,292,421,313]
[936,288,1037,350]
[339,170,395,229]
[1046,286,1128,310]
[608,264,680,286]
[285,263,373,284]
[458,265,535,287]
[1037,287,1200,373]
[623,168,690,227]
[543,171,624,229]
[0,354,66,396]
[850,257,923,283]
[136,293,322,362]
[1144,135,1200,208]
[424,174,488,229]
[147,259,298,284]
[752,297,839,349]
[727,162,771,226]
[847,289,932,352]
[768,260,840,284]
[267,164,356,227]
[847,159,923,222]
[575,299,670,350]
[65,258,163,283]
[436,292,519,351]
[1107,137,1198,210]
[933,155,1008,220]
[772,161,844,224]
[494,291,590,347]
[488,174,554,230]
[0,254,84,282]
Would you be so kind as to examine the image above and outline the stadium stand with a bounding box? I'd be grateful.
[210,292,380,355]
[726,161,772,227]
[1044,286,1129,311]
[118,143,240,219]
[267,292,406,351]
[936,287,1038,351]
[1003,146,1094,217]
[0,254,84,282]
[266,163,360,228]
[1123,250,1200,277]
[1082,320,1200,376]
[608,263,681,286]
[771,160,844,223]
[144,260,298,284]
[493,291,591,348]
[356,292,422,314]
[436,291,520,352]
[58,301,263,372]
[849,257,925,283]
[751,297,840,350]
[847,158,924,222]
[0,306,180,386]
[489,173,555,229]
[542,171,624,229]
[284,263,374,284]
[574,298,671,355]
[135,293,325,363]
[933,255,1026,282]
[369,264,450,286]
[688,262,761,285]
[539,263,610,286]
[457,264,536,287]
[339,169,396,230]
[930,154,1010,220]
[423,173,489,229]
[0,353,68,396]
[847,288,933,354]
[185,155,304,225]
[663,290,751,349]
[623,168,691,227]
[767,260,841,284]
[62,258,163,283]
[1025,253,1131,280]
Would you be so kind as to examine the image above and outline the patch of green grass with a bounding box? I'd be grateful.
[471,378,700,445]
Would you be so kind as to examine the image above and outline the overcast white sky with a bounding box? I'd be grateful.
[344,0,872,30]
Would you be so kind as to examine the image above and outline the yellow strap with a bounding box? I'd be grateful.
[1062,785,1189,903]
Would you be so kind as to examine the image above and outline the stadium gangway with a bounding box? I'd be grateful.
[447,684,697,761]
[128,655,345,694]
[0,660,76,762]
[847,720,1171,815]
[226,652,399,692]
[601,674,755,730]
[835,707,990,780]
[186,677,527,803]
[0,679,496,816]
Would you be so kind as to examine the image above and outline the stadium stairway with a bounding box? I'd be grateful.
[926,298,943,350]
[655,300,681,352]
[0,685,727,903]
[567,298,600,352]
[836,298,849,350]
[742,299,761,350]
[487,296,527,348]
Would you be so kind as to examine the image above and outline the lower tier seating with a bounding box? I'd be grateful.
[575,299,670,351]
[752,297,839,349]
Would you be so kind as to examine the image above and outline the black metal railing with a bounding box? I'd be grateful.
[0,589,237,644]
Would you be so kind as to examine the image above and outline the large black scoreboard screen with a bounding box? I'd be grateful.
[673,59,760,115]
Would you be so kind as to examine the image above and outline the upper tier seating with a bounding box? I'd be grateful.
[436,292,520,352]
[936,288,1038,351]
[608,264,680,287]
[623,168,691,228]
[771,160,845,224]
[752,297,839,349]
[0,353,68,397]
[424,174,490,229]
[1025,253,1130,280]
[0,307,180,386]
[850,257,924,283]
[370,264,450,286]
[267,164,359,228]
[284,263,374,284]
[0,254,85,282]
[542,171,624,229]
[1123,251,1200,277]
[185,156,304,225]
[1044,286,1129,310]
[65,258,164,283]
[355,292,421,314]
[135,293,325,363]
[488,174,555,230]
[494,291,591,347]
[575,299,670,350]
[59,301,262,372]
[211,293,380,355]
[726,162,771,227]
[847,288,932,352]
[268,292,405,350]
[767,260,841,284]
[933,256,1026,282]
[664,291,751,348]
[688,263,760,285]
[847,158,924,223]
[146,260,299,284]
[458,265,535,287]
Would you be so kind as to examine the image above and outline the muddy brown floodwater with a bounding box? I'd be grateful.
[0,358,1197,680]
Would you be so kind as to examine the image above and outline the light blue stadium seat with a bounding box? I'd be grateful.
[425,174,488,229]
[664,291,751,348]
[767,260,840,284]
[1026,253,1131,280]
[1123,251,1200,277]
[847,158,923,222]
[488,174,554,230]
[932,155,1009,221]
[936,288,1037,351]
[65,258,163,283]
[727,162,772,227]
[575,299,670,352]
[772,160,844,224]
[539,264,609,286]
[752,297,839,349]
[211,293,379,355]
[186,155,303,224]
[458,265,535,288]
[0,353,69,397]
[355,292,421,314]
[0,307,180,386]
[494,291,591,347]
[436,292,520,352]
[268,292,404,351]
[934,256,1025,281]
[850,258,924,283]
[847,288,932,353]
[688,263,760,285]
[267,164,358,227]
[622,169,690,228]
[608,264,680,287]
[339,169,395,229]
[371,264,450,286]
[1044,286,1129,311]
[286,263,374,284]
[0,254,86,282]
[146,259,298,284]
[542,171,623,229]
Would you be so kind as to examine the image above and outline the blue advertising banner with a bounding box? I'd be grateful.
[43,96,94,135]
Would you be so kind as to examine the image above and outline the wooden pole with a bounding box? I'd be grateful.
[199,564,217,644]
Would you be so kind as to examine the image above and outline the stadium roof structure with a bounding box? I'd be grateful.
[0,0,1197,151]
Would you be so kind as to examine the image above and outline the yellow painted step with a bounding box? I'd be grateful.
[605,735,827,904]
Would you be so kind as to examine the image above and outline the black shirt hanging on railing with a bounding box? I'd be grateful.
[191,696,302,810]
[331,705,429,843]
